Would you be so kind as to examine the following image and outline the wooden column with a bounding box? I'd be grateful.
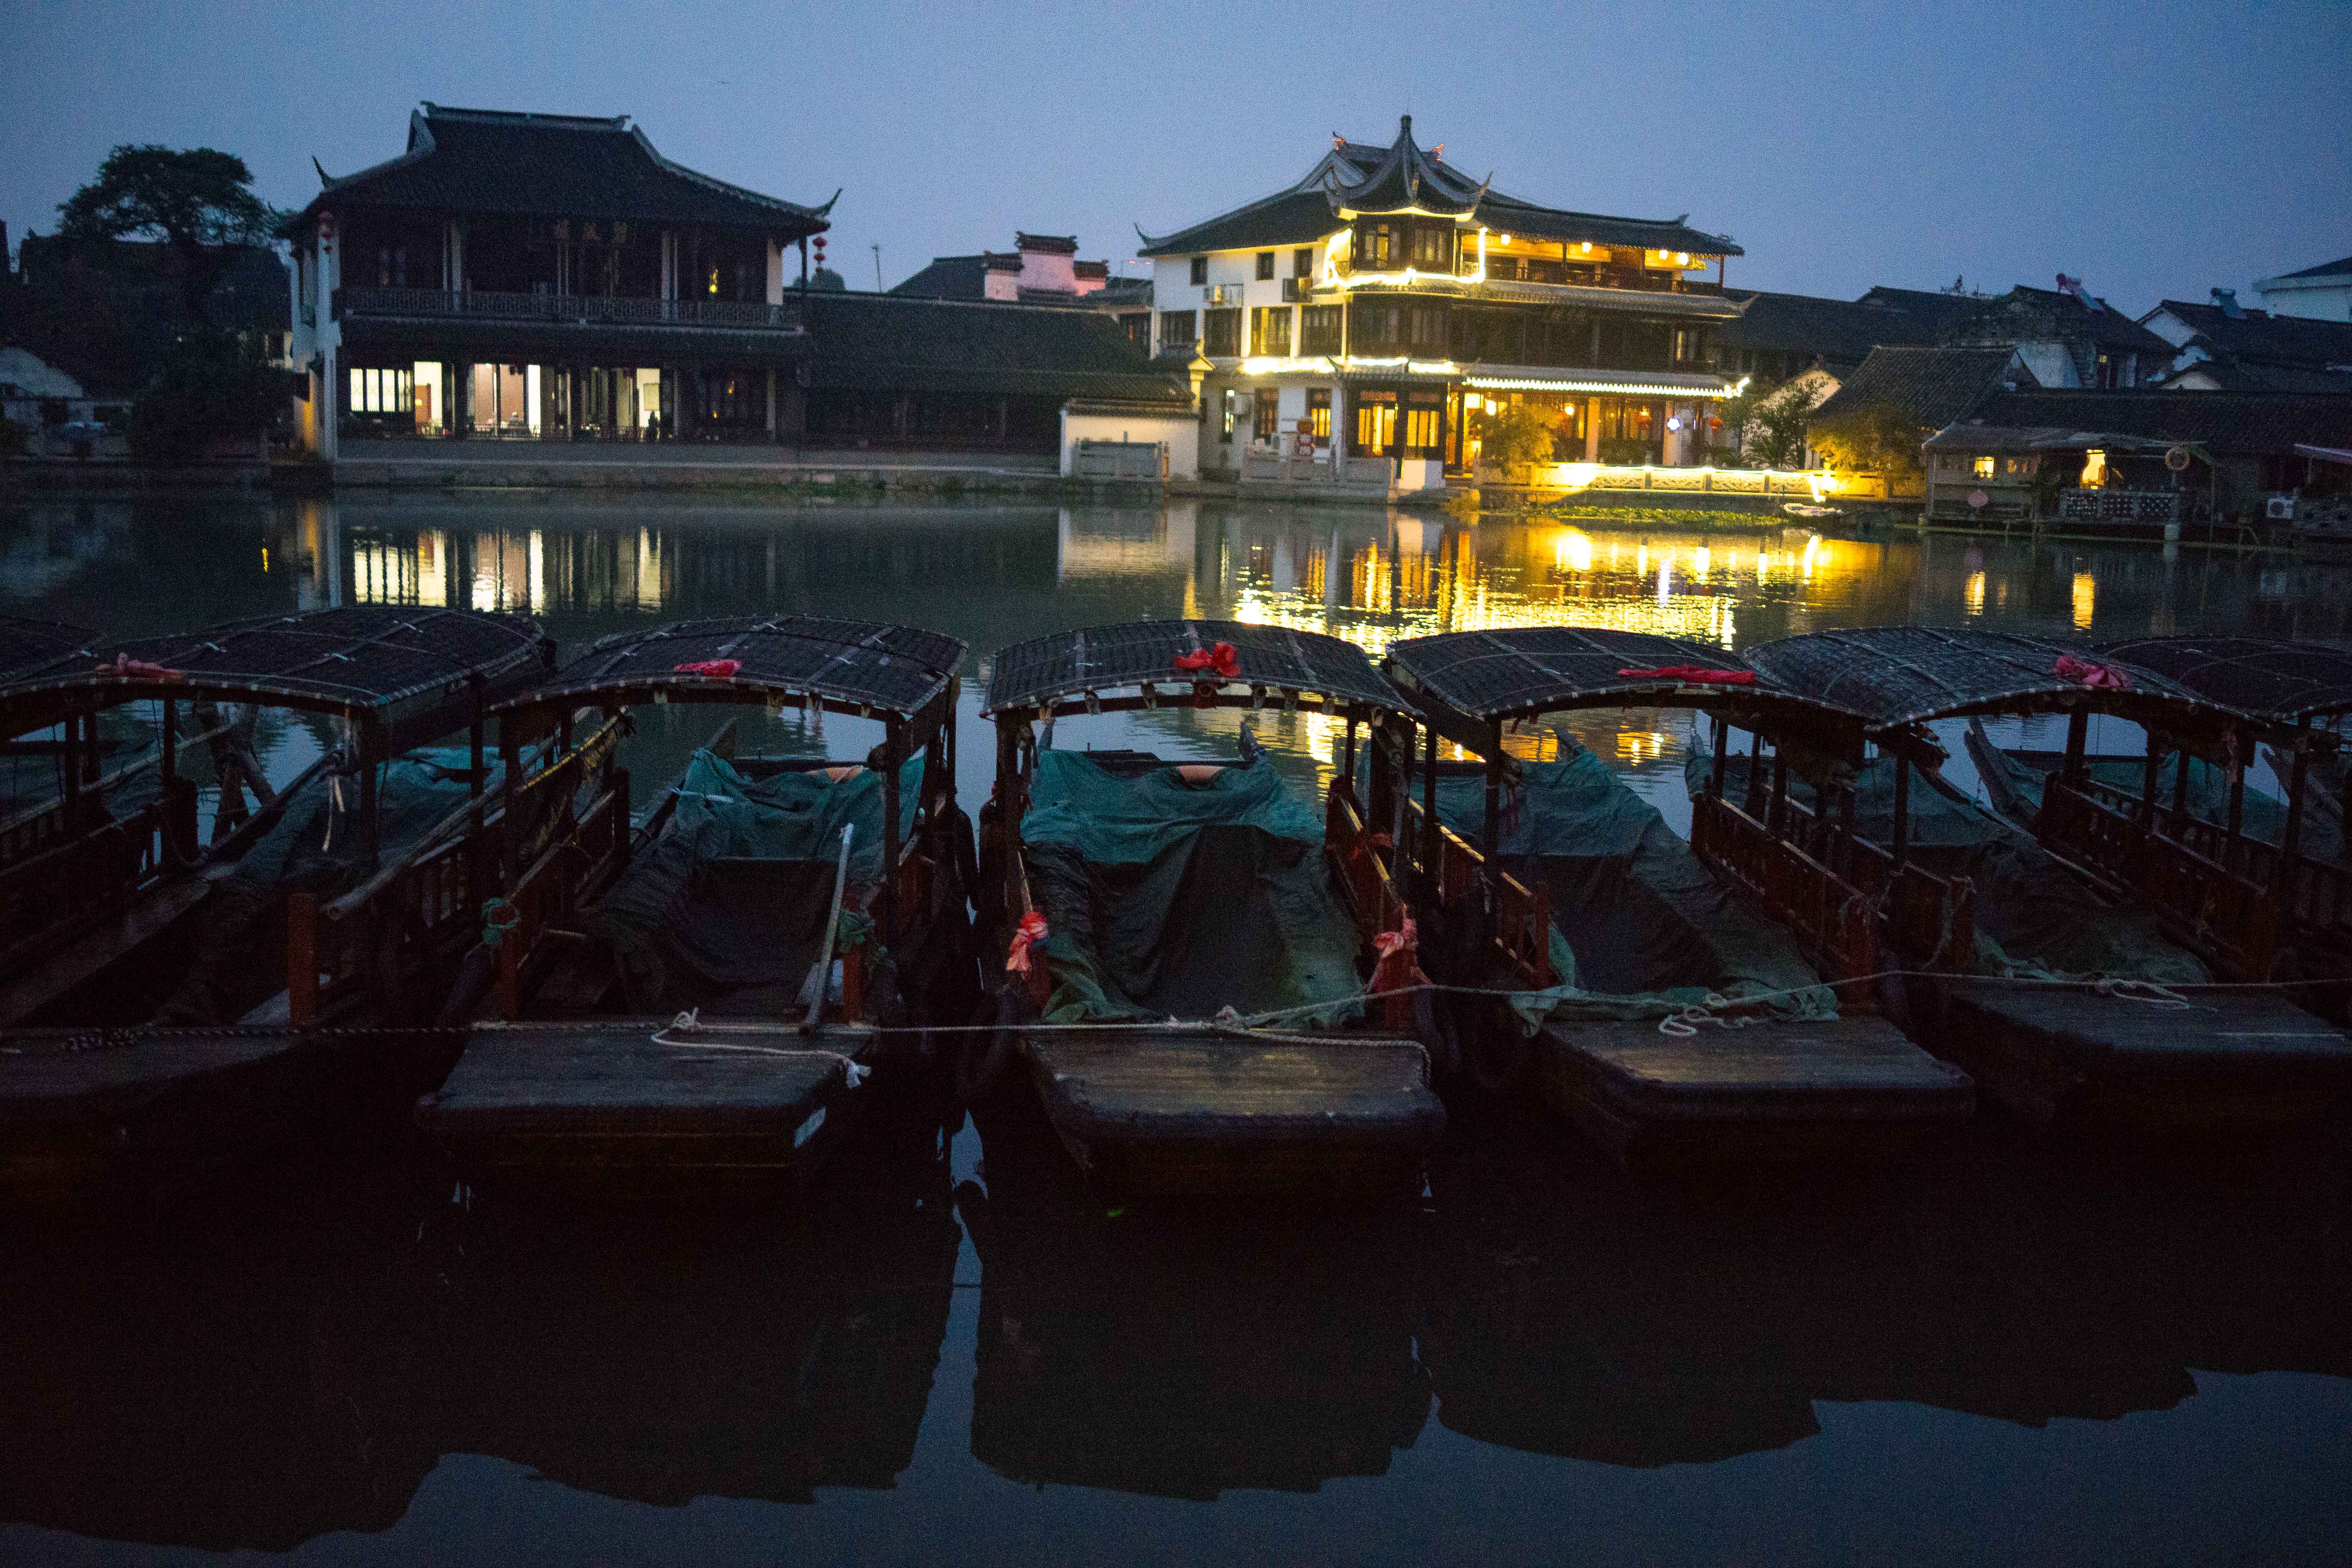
[1767,744,1790,836]
[2063,709,2089,780]
[2276,731,2311,902]
[1890,755,1911,869]
[1708,716,1728,797]
[996,716,1024,922]
[2140,726,2163,827]
[1341,716,1358,786]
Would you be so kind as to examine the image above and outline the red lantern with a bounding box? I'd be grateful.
[1708,416,1722,431]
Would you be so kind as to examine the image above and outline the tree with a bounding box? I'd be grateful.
[127,327,287,464]
[1479,402,1561,480]
[58,145,283,318]
[1808,405,1927,483]
[1720,372,1831,469]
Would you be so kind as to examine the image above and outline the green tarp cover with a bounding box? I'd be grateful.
[588,750,921,1016]
[1978,744,2346,864]
[1698,749,2209,986]
[1020,749,1364,1027]
[1397,748,1835,1029]
[160,746,504,1022]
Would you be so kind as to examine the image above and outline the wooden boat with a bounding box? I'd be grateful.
[417,616,977,1192]
[0,607,554,1200]
[976,619,1445,1200]
[1380,628,1971,1171]
[1732,625,2352,1134]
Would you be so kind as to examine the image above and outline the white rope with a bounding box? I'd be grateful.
[649,1007,869,1087]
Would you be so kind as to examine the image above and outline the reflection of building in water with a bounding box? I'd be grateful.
[342,522,671,612]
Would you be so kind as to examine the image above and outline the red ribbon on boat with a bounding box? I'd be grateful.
[1172,641,1241,679]
[95,655,184,682]
[673,659,743,679]
[1370,916,1431,996]
[1005,911,1049,974]
[1614,665,1755,686]
[2052,653,2130,690]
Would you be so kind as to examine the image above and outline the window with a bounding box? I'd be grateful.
[1354,223,1397,270]
[1256,252,1276,281]
[1355,390,1397,454]
[1120,314,1151,350]
[347,365,415,414]
[1221,387,1238,443]
[1254,393,1279,443]
[1308,388,1332,444]
[1204,308,1242,357]
[1294,248,1314,278]
[1250,306,1292,358]
[1973,455,1996,478]
[1301,305,1344,355]
[1189,256,1208,285]
[1158,310,1197,351]
[1408,224,1454,270]
[1408,302,1449,352]
[1403,392,1442,454]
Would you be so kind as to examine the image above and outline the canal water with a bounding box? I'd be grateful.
[3,493,2349,1564]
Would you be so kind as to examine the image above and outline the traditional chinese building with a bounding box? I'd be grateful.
[281,104,835,459]
[1137,116,1745,489]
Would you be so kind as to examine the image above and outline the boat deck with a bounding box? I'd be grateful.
[1939,984,2352,1129]
[1535,1014,1975,1170]
[417,1020,875,1185]
[1,1024,450,1193]
[1020,1029,1444,1199]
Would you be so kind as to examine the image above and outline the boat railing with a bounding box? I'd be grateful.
[2058,773,2352,946]
[288,804,495,1028]
[2036,775,2281,978]
[493,779,633,1020]
[1398,796,1558,991]
[0,786,192,971]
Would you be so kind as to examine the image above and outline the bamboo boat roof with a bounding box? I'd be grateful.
[504,616,965,720]
[10,607,552,747]
[1385,628,1796,722]
[1743,625,2223,730]
[0,615,98,688]
[2094,634,2352,724]
[985,620,1403,717]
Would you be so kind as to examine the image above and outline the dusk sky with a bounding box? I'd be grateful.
[6,0,2347,312]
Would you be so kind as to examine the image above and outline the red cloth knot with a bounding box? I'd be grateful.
[1005,911,1049,974]
[1172,641,1241,679]
[672,659,743,679]
[1370,915,1431,995]
[2052,653,2130,690]
[95,655,184,682]
[1615,665,1755,686]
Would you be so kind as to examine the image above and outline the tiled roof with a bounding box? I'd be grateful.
[889,254,987,299]
[287,105,832,235]
[1992,285,2173,357]
[1137,190,1345,258]
[1948,390,2352,455]
[800,292,1188,405]
[1807,346,2020,430]
[1717,290,1940,367]
[2147,300,2352,369]
[2165,358,2352,394]
[1138,124,1740,259]
[2265,254,2352,283]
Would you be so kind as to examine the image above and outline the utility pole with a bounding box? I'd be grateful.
[871,244,882,292]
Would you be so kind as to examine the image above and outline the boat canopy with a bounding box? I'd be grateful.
[0,616,99,694]
[2094,634,2352,728]
[1743,625,2224,734]
[6,606,553,752]
[501,615,965,726]
[985,619,1403,720]
[1385,627,1826,754]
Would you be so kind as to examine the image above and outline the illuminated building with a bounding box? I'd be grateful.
[1136,116,1744,492]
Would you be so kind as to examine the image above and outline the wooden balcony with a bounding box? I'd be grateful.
[335,286,804,334]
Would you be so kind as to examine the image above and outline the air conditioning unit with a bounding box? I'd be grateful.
[2267,495,2298,521]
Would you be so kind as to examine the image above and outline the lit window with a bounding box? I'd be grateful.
[1973,455,1995,478]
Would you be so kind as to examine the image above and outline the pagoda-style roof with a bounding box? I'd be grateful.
[284,104,835,237]
[1329,116,1483,219]
[1137,122,1741,261]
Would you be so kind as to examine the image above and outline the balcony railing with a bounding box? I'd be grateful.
[334,286,804,333]
[2059,487,2187,524]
